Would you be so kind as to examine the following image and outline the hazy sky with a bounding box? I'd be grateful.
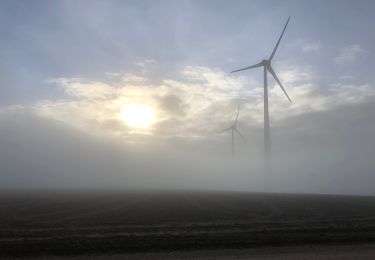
[1,0,375,194]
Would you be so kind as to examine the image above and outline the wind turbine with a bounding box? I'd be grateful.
[222,104,246,156]
[230,16,292,174]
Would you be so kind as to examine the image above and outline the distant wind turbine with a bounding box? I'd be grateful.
[230,16,292,174]
[222,104,246,156]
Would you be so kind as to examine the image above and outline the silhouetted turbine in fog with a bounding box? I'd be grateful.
[231,16,292,174]
[222,103,246,156]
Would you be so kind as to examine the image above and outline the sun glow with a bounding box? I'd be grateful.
[121,104,156,129]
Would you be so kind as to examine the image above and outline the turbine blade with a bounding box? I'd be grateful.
[230,61,263,73]
[219,126,233,133]
[269,16,290,61]
[267,65,292,103]
[234,128,247,143]
[234,103,240,125]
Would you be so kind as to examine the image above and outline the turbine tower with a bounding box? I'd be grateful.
[230,16,292,174]
[222,104,246,156]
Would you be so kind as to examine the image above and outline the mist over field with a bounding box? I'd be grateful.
[1,98,375,195]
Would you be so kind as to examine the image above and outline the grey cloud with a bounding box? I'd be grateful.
[334,44,367,65]
[158,94,188,117]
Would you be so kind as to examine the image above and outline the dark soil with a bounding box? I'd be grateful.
[1,190,375,257]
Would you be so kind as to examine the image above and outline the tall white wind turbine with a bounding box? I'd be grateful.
[222,104,246,156]
[230,16,292,174]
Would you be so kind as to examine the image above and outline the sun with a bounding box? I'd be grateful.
[121,104,156,129]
